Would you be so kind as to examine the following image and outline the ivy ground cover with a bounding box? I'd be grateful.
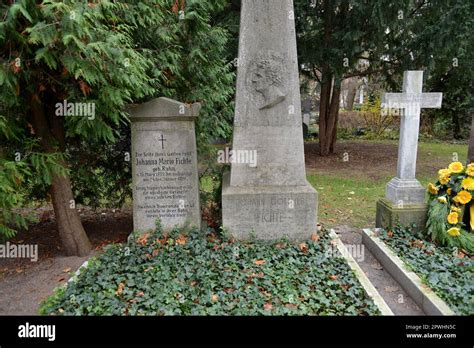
[378,227,474,315]
[41,227,380,315]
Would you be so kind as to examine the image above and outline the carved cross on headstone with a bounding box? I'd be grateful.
[383,71,443,182]
[158,134,167,150]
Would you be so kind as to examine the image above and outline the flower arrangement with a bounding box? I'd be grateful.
[426,162,474,254]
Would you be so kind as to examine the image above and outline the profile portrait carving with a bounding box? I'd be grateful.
[246,51,287,110]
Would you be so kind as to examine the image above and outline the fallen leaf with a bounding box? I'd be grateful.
[263,302,273,311]
[329,275,338,281]
[254,260,266,266]
[116,282,125,296]
[299,242,308,253]
[137,291,145,297]
[175,234,187,246]
[387,231,394,238]
[311,233,320,242]
[370,262,383,270]
[137,233,150,246]
[285,303,298,310]
[63,267,71,273]
[211,294,219,303]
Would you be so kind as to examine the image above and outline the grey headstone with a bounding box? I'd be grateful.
[129,97,201,233]
[222,0,318,241]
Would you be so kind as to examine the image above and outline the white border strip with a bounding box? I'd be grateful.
[329,229,394,315]
[362,228,455,315]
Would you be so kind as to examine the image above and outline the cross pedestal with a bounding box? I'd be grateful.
[376,71,442,231]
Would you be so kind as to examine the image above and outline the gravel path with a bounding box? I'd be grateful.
[333,225,424,315]
[0,256,90,315]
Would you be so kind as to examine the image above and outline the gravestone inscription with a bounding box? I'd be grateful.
[129,97,201,233]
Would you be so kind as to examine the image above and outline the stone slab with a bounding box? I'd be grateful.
[385,177,426,205]
[376,198,427,232]
[328,229,393,315]
[130,97,201,233]
[222,171,317,241]
[362,229,455,315]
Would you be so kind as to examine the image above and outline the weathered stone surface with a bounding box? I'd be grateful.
[376,199,427,232]
[222,0,317,240]
[382,71,442,206]
[222,172,318,240]
[130,97,201,233]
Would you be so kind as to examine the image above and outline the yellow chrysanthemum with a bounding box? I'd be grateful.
[448,162,464,174]
[437,169,451,185]
[450,206,461,213]
[438,168,450,177]
[447,188,452,195]
[466,163,474,176]
[454,190,472,205]
[462,177,474,191]
[437,197,447,204]
[427,183,439,195]
[447,212,459,224]
[447,227,460,237]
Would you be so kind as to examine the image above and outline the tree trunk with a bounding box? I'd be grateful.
[51,172,92,256]
[317,0,340,156]
[468,114,474,164]
[319,74,341,156]
[29,94,92,256]
[452,114,461,139]
[345,78,359,111]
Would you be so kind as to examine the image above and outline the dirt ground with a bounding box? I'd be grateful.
[305,140,399,180]
[0,208,131,315]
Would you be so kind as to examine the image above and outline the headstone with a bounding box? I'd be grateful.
[468,107,474,164]
[222,0,318,240]
[129,97,201,233]
[376,71,443,230]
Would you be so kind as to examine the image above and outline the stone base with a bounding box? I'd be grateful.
[385,177,426,205]
[222,171,318,241]
[375,198,427,232]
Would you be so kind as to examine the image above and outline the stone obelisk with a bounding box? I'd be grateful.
[222,0,318,240]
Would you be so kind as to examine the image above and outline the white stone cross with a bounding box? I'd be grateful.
[383,71,443,181]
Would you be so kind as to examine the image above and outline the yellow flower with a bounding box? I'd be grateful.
[427,183,439,195]
[447,212,459,224]
[447,227,460,237]
[438,169,451,185]
[448,162,464,174]
[438,197,447,204]
[454,190,472,205]
[438,168,450,177]
[466,163,474,176]
[462,177,474,191]
[447,188,452,195]
[451,206,461,213]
